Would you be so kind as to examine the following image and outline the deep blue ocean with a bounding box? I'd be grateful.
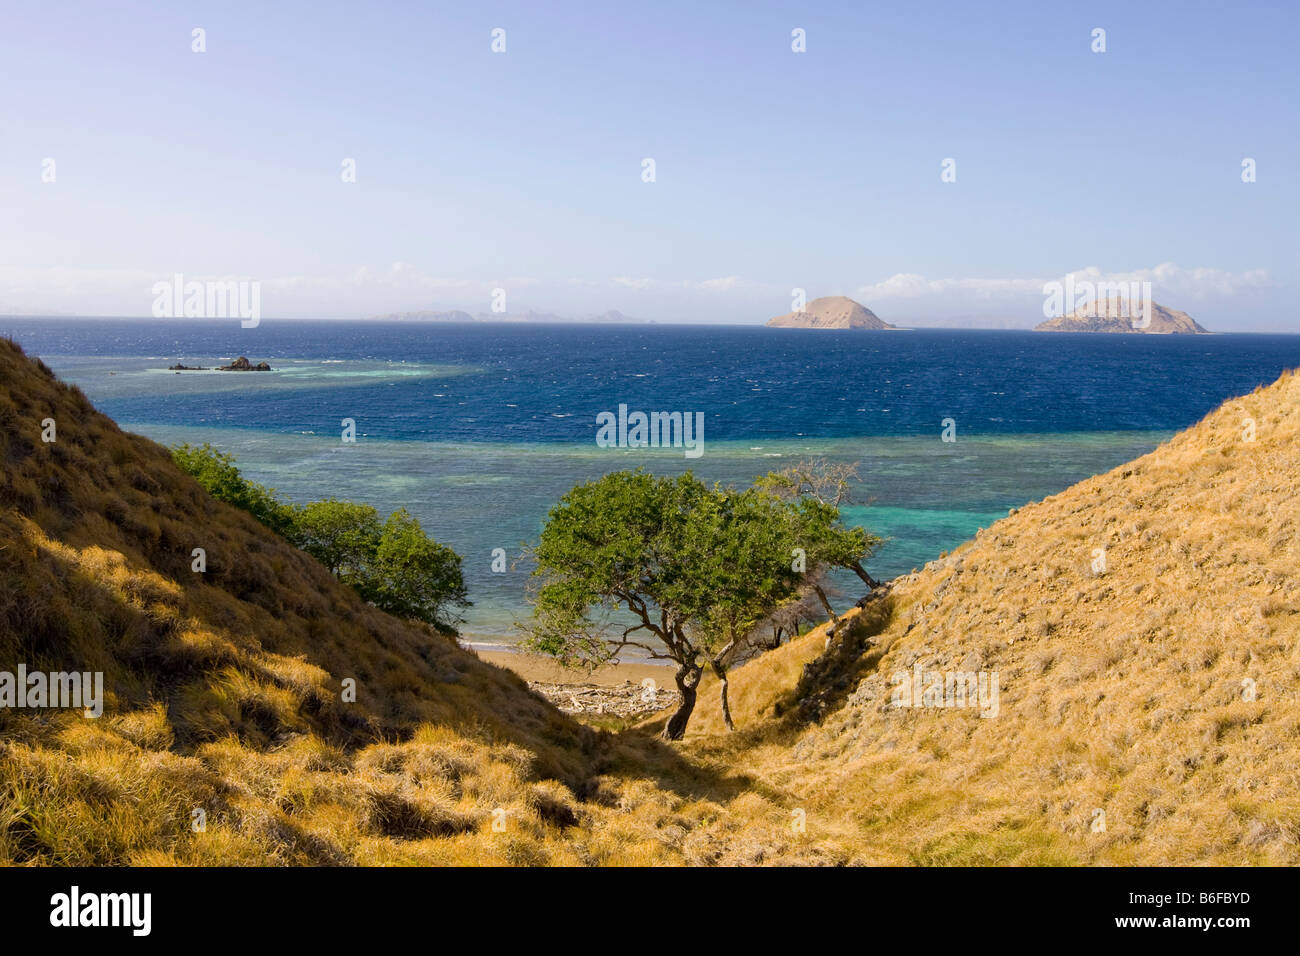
[9,319,1300,648]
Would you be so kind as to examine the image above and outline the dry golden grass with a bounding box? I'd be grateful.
[679,369,1300,864]
[4,335,1297,865]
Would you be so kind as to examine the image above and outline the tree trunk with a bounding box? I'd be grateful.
[661,662,703,740]
[813,584,838,624]
[849,560,882,590]
[710,658,735,732]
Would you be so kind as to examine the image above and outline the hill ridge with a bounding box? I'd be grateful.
[685,367,1300,864]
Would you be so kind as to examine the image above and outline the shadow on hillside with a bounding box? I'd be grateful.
[544,593,906,806]
[601,727,766,804]
[686,590,898,756]
[476,660,755,805]
[0,522,391,749]
[6,526,747,805]
[783,591,896,726]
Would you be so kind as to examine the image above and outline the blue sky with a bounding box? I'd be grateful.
[1,0,1296,328]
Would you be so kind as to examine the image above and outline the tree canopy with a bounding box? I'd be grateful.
[361,509,469,626]
[524,466,879,738]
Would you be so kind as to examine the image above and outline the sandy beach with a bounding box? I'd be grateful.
[478,649,675,686]
[477,649,679,719]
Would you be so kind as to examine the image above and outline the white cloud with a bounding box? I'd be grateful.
[856,263,1272,304]
[610,275,744,292]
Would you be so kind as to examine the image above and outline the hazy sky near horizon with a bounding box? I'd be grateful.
[1,0,1297,329]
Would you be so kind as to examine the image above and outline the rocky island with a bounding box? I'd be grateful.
[167,357,273,372]
[217,356,272,371]
[766,295,897,330]
[1035,299,1209,334]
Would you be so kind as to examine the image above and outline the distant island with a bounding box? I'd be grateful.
[1035,300,1209,334]
[362,295,1213,333]
[766,295,897,330]
[370,309,652,325]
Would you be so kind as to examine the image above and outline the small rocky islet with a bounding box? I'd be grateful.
[167,356,273,372]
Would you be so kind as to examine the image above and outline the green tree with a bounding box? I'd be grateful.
[291,499,382,578]
[755,458,885,593]
[360,509,470,627]
[524,469,877,738]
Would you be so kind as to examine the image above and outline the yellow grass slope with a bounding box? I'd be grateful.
[0,339,838,865]
[686,368,1300,864]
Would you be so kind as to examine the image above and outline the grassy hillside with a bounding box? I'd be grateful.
[0,338,836,865]
[681,369,1300,864]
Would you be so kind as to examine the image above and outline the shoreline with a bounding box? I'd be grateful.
[477,648,678,719]
[477,648,675,686]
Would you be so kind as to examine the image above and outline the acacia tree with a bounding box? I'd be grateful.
[524,469,878,738]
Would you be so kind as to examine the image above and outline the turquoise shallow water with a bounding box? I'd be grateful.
[125,424,1167,647]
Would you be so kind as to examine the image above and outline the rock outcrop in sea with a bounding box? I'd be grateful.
[217,356,272,371]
